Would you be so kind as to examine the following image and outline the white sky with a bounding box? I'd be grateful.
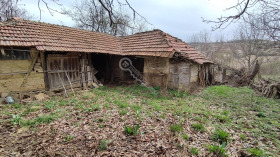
[19,0,239,41]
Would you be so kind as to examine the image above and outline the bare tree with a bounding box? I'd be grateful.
[229,21,279,69]
[0,0,32,21]
[64,0,148,36]
[203,0,279,41]
[188,30,230,65]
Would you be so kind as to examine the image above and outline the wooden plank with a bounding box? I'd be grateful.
[87,66,92,87]
[81,59,86,90]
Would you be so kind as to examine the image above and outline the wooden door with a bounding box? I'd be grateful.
[47,54,80,90]
[169,62,190,90]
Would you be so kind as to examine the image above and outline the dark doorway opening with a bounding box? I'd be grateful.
[91,53,144,85]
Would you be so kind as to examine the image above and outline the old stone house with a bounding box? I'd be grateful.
[0,18,212,99]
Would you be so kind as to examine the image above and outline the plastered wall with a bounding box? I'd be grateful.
[0,48,45,94]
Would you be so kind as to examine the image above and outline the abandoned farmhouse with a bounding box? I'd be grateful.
[0,18,213,99]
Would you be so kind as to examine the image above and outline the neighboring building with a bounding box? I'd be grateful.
[0,18,212,98]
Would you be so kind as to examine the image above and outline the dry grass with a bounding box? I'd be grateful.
[0,85,279,156]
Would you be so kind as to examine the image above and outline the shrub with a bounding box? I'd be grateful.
[124,124,140,136]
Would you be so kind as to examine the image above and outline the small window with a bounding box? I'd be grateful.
[0,47,30,60]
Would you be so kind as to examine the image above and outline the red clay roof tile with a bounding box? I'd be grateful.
[0,18,212,64]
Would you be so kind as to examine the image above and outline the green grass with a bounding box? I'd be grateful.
[182,134,188,140]
[99,139,108,151]
[190,147,199,155]
[64,135,75,142]
[124,124,140,136]
[208,143,228,157]
[248,148,264,157]
[1,85,279,156]
[212,129,230,144]
[170,123,183,133]
[191,123,205,132]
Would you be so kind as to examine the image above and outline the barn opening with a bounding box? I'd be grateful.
[91,53,144,85]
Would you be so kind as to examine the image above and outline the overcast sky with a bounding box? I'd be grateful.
[20,0,239,41]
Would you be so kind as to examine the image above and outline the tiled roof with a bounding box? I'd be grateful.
[120,30,212,64]
[0,18,212,64]
[0,18,121,54]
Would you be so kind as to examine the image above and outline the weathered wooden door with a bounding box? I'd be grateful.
[47,54,80,90]
[169,64,179,89]
[178,62,190,89]
[169,62,190,90]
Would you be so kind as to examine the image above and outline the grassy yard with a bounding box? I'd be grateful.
[0,85,279,156]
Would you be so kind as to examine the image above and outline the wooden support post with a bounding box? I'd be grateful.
[19,51,39,100]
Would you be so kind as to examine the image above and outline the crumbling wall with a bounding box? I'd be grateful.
[0,48,45,96]
[144,57,169,89]
[190,64,199,83]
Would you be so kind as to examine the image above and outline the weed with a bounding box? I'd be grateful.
[169,89,188,98]
[124,124,140,136]
[216,115,231,123]
[240,134,247,141]
[131,105,142,111]
[22,115,55,127]
[170,123,183,133]
[190,147,199,155]
[59,100,68,106]
[85,104,100,112]
[10,114,22,125]
[64,135,75,142]
[99,139,108,151]
[11,103,22,109]
[208,142,228,157]
[98,124,105,128]
[45,101,56,111]
[104,103,110,109]
[120,110,128,116]
[212,130,230,144]
[154,86,161,90]
[114,100,129,108]
[182,134,188,140]
[256,112,266,118]
[248,148,264,157]
[191,123,205,132]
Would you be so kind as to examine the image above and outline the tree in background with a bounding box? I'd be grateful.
[64,0,148,36]
[188,30,234,66]
[204,0,279,42]
[229,20,279,70]
[0,0,32,21]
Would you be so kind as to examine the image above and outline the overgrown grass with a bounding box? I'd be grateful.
[1,84,279,156]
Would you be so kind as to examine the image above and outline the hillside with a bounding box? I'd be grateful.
[0,85,279,156]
